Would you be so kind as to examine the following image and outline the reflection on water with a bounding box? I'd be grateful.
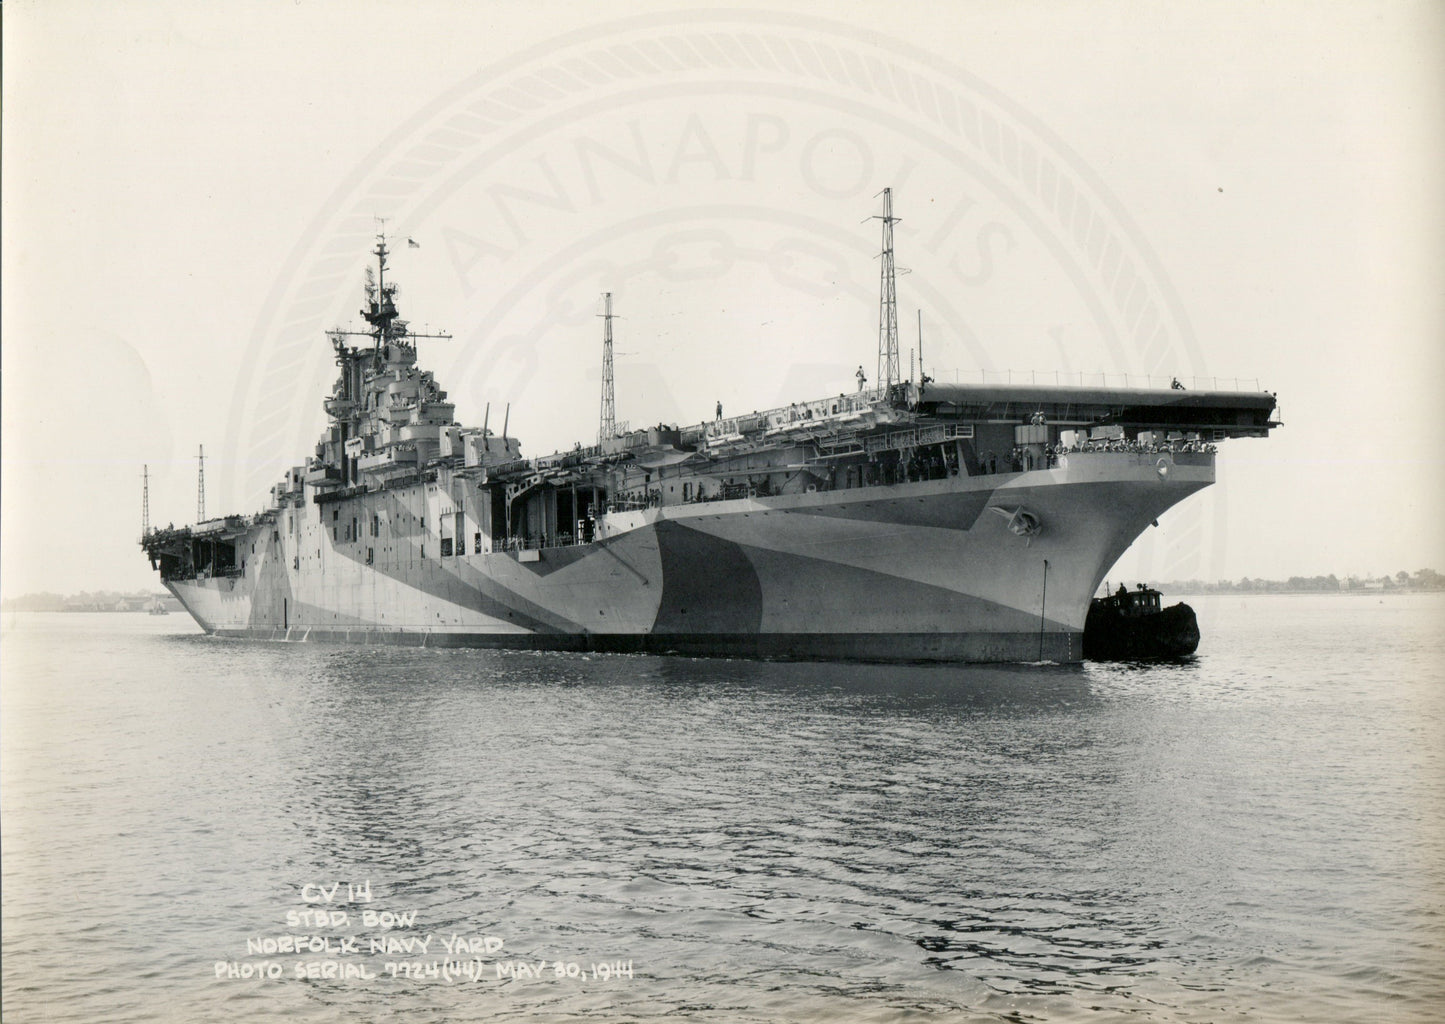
[3,599,1443,1024]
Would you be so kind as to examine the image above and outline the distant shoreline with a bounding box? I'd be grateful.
[3,607,184,614]
[6,591,1441,614]
[5,573,1441,614]
[1161,589,1443,598]
[0,593,181,614]
[1119,570,1443,599]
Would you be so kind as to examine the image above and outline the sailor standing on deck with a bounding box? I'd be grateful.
[856,366,867,392]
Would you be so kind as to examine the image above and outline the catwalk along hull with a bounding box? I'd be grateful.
[164,451,1209,663]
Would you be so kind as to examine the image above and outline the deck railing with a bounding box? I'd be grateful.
[939,370,1263,392]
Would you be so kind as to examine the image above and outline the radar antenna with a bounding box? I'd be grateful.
[361,233,399,339]
[330,228,451,359]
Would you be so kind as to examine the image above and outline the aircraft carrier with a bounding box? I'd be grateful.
[141,192,1277,662]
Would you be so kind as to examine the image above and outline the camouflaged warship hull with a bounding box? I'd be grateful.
[157,449,1219,663]
[144,225,1276,663]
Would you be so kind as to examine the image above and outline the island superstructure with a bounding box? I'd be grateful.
[142,195,1278,662]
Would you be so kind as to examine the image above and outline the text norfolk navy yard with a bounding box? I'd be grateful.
[141,191,1278,662]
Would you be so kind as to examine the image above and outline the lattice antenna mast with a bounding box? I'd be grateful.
[142,465,150,538]
[871,187,906,397]
[196,445,205,522]
[598,292,616,444]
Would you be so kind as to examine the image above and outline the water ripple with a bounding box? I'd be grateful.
[3,598,1444,1022]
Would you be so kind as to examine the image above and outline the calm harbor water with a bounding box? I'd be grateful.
[3,594,1442,1023]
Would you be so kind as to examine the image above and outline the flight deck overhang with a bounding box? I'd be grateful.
[913,383,1279,437]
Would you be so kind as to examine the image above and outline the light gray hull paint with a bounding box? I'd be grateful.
[167,452,1208,663]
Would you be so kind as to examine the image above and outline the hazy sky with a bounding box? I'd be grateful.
[4,0,1443,596]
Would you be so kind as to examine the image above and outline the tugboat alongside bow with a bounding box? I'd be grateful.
[140,192,1276,663]
[1083,584,1200,661]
